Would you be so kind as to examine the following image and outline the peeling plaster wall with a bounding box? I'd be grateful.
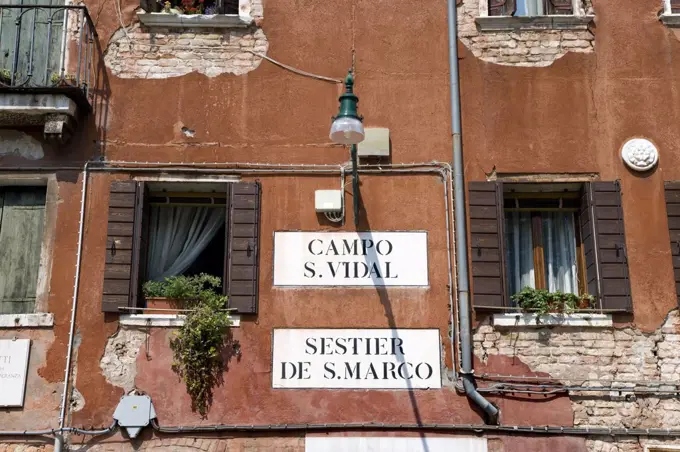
[474,310,680,451]
[104,0,267,78]
[99,327,146,393]
[457,0,595,66]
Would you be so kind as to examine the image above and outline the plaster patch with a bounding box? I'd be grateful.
[100,328,146,392]
[70,387,85,412]
[104,23,268,79]
[457,0,595,66]
[0,130,45,160]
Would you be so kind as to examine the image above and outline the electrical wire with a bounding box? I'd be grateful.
[242,49,342,83]
[0,421,118,437]
[150,418,680,438]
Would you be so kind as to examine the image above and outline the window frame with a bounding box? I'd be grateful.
[144,189,229,294]
[503,192,588,297]
[483,0,584,16]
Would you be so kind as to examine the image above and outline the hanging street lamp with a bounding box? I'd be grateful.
[329,70,364,227]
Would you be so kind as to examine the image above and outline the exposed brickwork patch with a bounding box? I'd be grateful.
[474,310,680,451]
[457,0,595,66]
[104,0,267,78]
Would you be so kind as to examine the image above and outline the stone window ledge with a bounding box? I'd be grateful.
[493,312,612,328]
[137,11,252,29]
[661,14,680,27]
[0,313,54,328]
[475,15,594,32]
[119,313,241,328]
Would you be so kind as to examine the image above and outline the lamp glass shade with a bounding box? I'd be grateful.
[329,117,365,145]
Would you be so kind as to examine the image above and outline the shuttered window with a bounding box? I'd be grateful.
[0,187,46,314]
[102,180,261,315]
[672,0,680,14]
[488,0,573,16]
[469,181,632,312]
[665,182,680,306]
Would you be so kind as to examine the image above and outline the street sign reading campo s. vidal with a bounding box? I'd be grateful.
[272,329,442,389]
[273,231,428,287]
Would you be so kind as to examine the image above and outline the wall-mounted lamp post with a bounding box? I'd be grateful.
[330,70,365,227]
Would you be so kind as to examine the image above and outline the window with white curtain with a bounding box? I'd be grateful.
[504,192,585,300]
[488,0,577,17]
[146,190,227,287]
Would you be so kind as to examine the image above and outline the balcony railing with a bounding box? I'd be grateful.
[0,4,98,110]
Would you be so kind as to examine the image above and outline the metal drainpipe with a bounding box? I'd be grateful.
[446,0,500,424]
[55,161,90,452]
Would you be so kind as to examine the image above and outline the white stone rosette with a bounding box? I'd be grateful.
[621,138,659,172]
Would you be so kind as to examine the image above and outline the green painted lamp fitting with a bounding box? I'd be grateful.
[334,70,363,121]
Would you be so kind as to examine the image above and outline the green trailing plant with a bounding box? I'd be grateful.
[511,287,595,316]
[142,274,233,417]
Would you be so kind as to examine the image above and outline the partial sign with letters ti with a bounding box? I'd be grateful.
[272,329,441,389]
[273,231,428,286]
[0,339,31,407]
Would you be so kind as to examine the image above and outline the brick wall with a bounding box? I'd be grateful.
[474,310,680,451]
[457,0,595,66]
[104,0,267,78]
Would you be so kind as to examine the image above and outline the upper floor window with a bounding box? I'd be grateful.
[489,0,575,16]
[0,186,46,314]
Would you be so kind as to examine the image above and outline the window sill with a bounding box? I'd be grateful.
[493,312,612,327]
[0,313,54,328]
[661,14,680,27]
[136,11,252,29]
[119,313,241,328]
[475,15,594,32]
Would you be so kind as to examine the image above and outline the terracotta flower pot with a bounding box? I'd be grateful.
[143,297,182,314]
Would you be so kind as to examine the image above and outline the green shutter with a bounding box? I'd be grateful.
[0,187,46,314]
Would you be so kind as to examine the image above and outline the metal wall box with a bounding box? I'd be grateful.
[315,190,343,213]
[358,127,390,158]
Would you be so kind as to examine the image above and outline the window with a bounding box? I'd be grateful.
[0,186,46,314]
[141,0,238,14]
[489,0,574,16]
[504,191,586,298]
[103,180,261,315]
[146,191,227,286]
[468,181,632,312]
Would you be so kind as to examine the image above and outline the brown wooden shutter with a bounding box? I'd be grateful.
[469,181,507,309]
[665,182,680,306]
[225,182,261,315]
[489,0,515,16]
[103,181,148,313]
[672,0,680,14]
[581,182,632,312]
[547,0,573,14]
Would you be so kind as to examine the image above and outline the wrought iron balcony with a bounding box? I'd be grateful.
[0,4,100,142]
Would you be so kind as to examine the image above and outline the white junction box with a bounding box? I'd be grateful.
[314,190,342,213]
[358,127,390,158]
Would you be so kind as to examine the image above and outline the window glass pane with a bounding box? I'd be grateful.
[516,0,544,16]
[505,211,535,298]
[146,205,225,281]
[541,211,578,294]
[0,187,46,314]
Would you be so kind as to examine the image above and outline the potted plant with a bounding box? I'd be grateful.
[511,287,595,316]
[142,274,233,416]
[0,69,12,85]
[50,72,77,87]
